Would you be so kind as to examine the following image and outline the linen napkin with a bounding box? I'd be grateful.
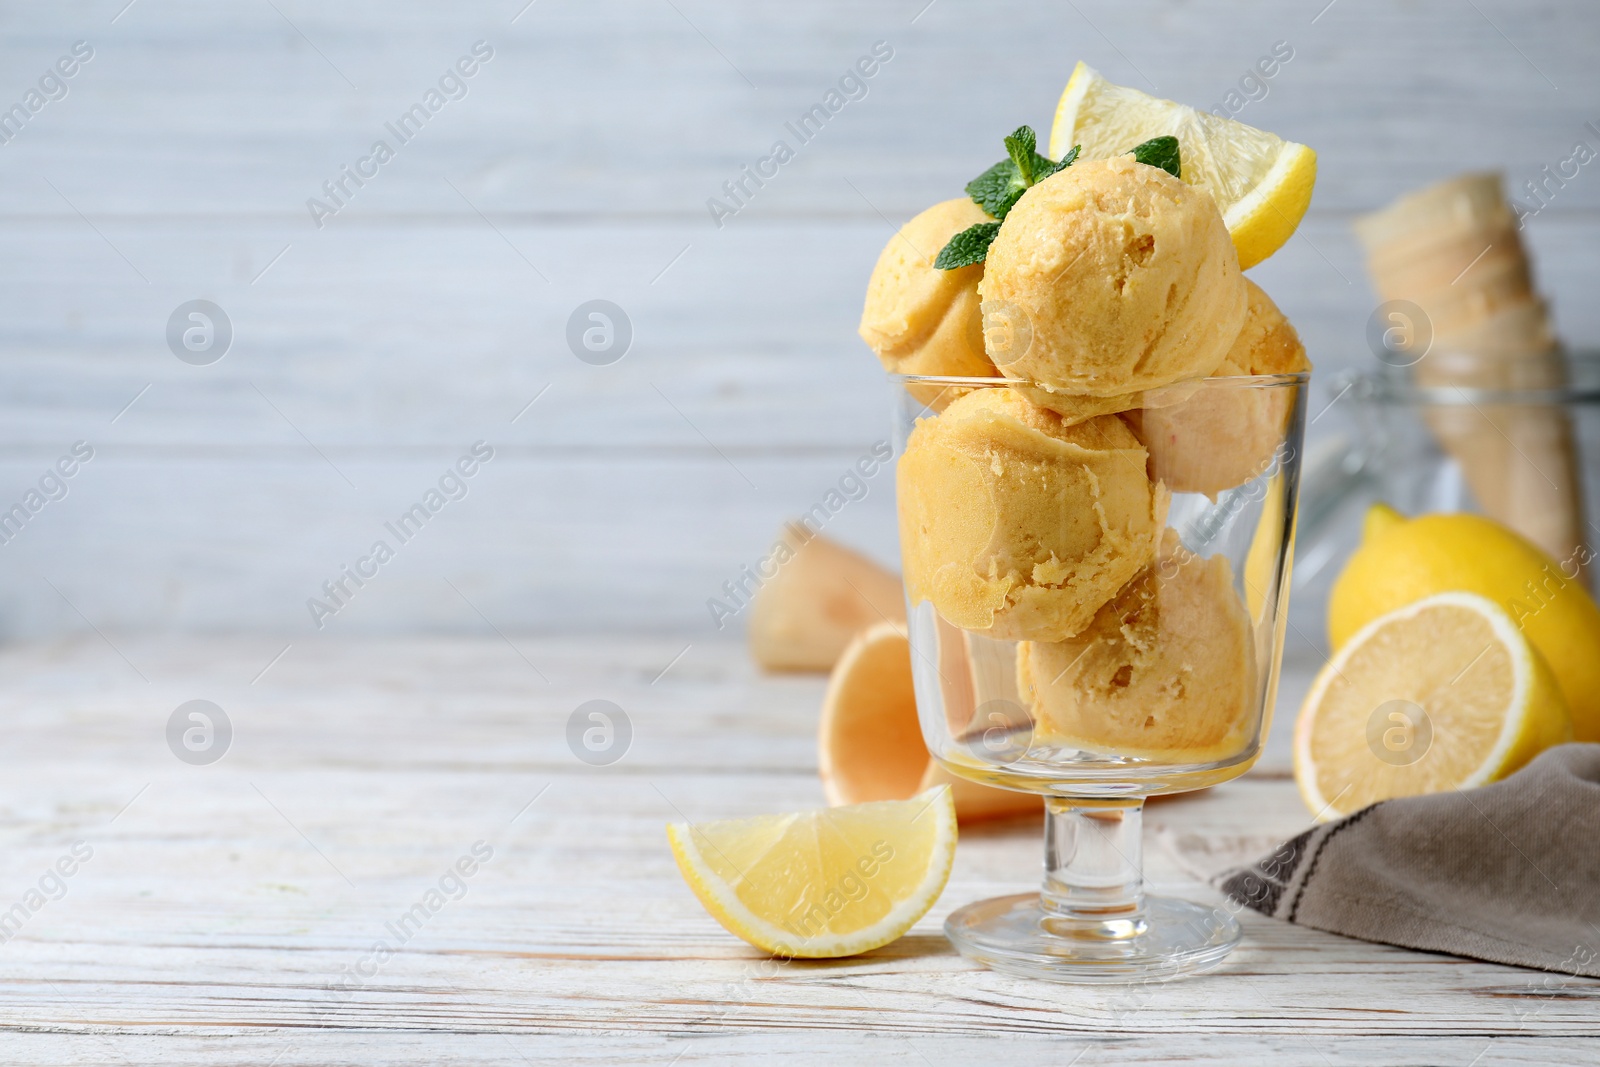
[1216,743,1600,977]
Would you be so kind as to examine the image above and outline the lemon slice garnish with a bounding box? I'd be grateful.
[1050,61,1316,269]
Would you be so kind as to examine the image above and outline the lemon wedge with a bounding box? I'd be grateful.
[1050,61,1316,269]
[667,786,957,958]
[1294,591,1571,820]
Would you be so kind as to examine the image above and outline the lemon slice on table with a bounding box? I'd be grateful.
[1294,592,1571,820]
[1050,61,1317,268]
[667,786,956,958]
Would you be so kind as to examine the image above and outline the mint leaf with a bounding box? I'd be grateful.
[994,187,1028,221]
[1025,143,1078,186]
[1003,126,1039,184]
[965,160,1025,219]
[964,133,1079,225]
[1043,143,1080,177]
[934,221,1001,269]
[943,129,1080,266]
[1130,136,1180,178]
[1004,126,1075,188]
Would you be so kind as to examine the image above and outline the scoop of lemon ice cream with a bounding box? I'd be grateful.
[980,155,1246,397]
[897,386,1168,642]
[1003,385,1145,427]
[860,198,999,379]
[1127,279,1309,499]
[1016,537,1258,763]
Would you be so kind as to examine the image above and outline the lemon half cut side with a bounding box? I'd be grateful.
[1294,591,1571,820]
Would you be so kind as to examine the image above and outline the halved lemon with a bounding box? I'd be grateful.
[667,786,956,958]
[1050,62,1317,269]
[1294,591,1571,820]
[1329,506,1600,742]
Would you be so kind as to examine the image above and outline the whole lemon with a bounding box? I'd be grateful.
[1328,505,1600,741]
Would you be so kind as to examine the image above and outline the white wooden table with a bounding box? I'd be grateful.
[2,634,1594,1064]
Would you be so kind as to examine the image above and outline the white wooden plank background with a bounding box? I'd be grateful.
[4,8,1600,1060]
[1,0,1599,636]
[0,635,1594,1064]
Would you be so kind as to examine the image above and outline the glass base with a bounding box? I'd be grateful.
[945,892,1240,984]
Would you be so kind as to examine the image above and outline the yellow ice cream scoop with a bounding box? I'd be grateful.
[1017,536,1258,764]
[1128,278,1310,499]
[979,155,1246,398]
[897,386,1167,643]
[859,198,999,380]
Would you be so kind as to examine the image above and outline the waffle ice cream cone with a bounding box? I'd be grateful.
[1428,299,1556,359]
[1356,172,1587,576]
[1354,172,1513,256]
[748,526,905,672]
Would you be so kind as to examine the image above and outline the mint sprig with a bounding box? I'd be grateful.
[932,221,1001,270]
[1004,126,1045,184]
[964,160,1026,220]
[1129,135,1181,178]
[937,125,1078,270]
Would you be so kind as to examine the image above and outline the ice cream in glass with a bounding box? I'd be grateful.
[870,76,1314,980]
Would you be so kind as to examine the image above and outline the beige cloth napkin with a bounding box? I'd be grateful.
[1217,744,1600,977]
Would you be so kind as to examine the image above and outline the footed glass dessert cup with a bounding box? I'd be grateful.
[890,371,1308,983]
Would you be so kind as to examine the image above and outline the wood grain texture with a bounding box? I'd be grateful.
[0,1,1599,633]
[2,0,1597,217]
[6,11,1598,1058]
[0,637,1595,1064]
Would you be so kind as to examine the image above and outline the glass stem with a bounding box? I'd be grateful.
[1040,796,1147,938]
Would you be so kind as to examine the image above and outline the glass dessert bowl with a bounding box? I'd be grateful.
[890,371,1308,983]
